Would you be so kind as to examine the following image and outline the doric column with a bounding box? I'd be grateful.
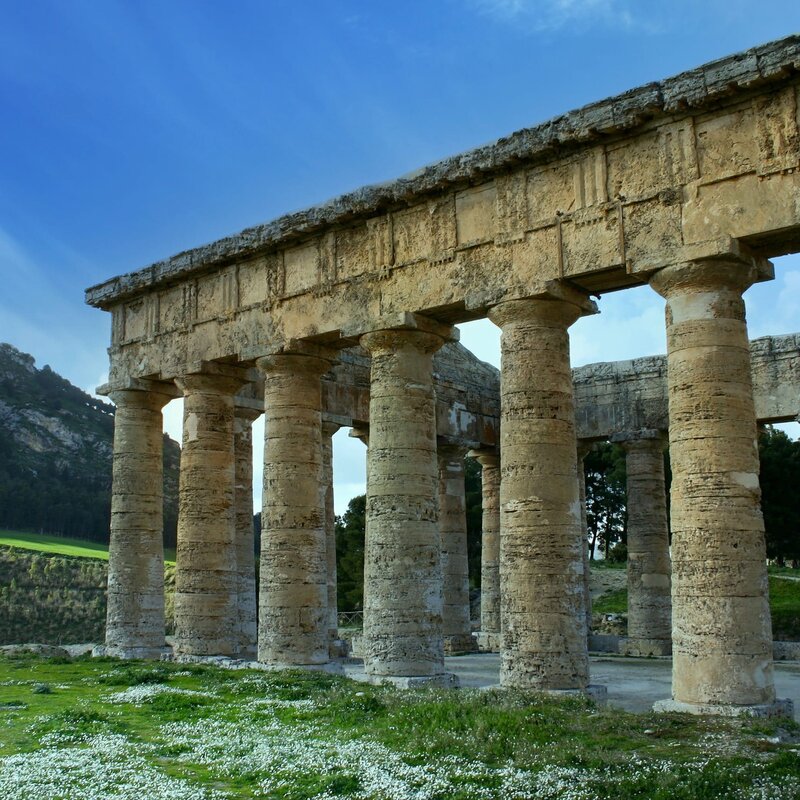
[233,404,261,660]
[438,442,475,653]
[488,290,595,692]
[322,420,341,647]
[106,385,176,659]
[576,440,593,637]
[360,322,454,685]
[650,258,787,715]
[174,369,246,656]
[257,348,336,666]
[470,449,500,652]
[613,430,671,657]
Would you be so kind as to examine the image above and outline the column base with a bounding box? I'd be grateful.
[329,639,350,659]
[621,638,672,657]
[588,634,621,654]
[653,697,794,719]
[475,631,501,652]
[444,634,479,654]
[95,644,171,660]
[363,672,460,689]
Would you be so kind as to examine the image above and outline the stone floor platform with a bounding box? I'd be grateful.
[344,666,460,688]
[445,652,800,720]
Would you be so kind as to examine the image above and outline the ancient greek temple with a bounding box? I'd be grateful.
[86,36,800,716]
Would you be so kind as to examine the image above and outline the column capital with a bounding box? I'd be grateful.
[437,440,470,460]
[108,384,178,412]
[321,420,341,438]
[176,364,249,396]
[467,448,499,469]
[233,404,262,424]
[649,257,768,300]
[360,328,448,357]
[349,425,370,447]
[487,284,596,330]
[346,311,457,344]
[256,351,336,377]
[260,339,340,361]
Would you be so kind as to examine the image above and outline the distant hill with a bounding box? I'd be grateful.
[0,343,180,546]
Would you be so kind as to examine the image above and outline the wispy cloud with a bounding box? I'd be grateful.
[469,0,648,33]
[0,226,109,392]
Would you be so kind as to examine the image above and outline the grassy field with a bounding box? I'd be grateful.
[0,531,109,560]
[0,652,799,799]
[0,530,176,563]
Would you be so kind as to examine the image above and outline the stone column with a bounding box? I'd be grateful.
[576,441,593,637]
[257,349,335,666]
[360,323,455,686]
[650,258,787,716]
[322,420,341,649]
[438,442,475,653]
[470,450,501,652]
[488,291,595,693]
[613,430,671,657]
[174,370,245,657]
[233,404,261,660]
[106,386,175,659]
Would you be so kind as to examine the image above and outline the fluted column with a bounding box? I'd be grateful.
[650,258,786,715]
[257,350,335,666]
[577,441,593,637]
[106,386,175,659]
[360,325,453,684]
[614,430,671,657]
[488,291,594,692]
[438,443,475,653]
[322,420,341,647]
[471,450,500,652]
[233,404,261,660]
[174,370,245,656]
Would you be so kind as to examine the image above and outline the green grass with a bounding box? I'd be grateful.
[590,558,627,570]
[0,653,798,799]
[769,575,800,639]
[0,530,109,560]
[592,570,800,639]
[593,588,628,615]
[0,530,176,563]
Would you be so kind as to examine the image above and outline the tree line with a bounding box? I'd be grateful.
[334,427,800,611]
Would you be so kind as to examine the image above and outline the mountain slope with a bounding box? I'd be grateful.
[0,343,180,545]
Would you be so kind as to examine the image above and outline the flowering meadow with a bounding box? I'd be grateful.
[1,654,799,799]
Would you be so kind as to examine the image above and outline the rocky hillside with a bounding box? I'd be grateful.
[0,343,180,545]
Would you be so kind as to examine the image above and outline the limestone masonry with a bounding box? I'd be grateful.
[88,36,800,715]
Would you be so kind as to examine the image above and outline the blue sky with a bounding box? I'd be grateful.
[2,1,799,512]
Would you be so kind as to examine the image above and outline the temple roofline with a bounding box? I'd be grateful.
[85,35,800,309]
